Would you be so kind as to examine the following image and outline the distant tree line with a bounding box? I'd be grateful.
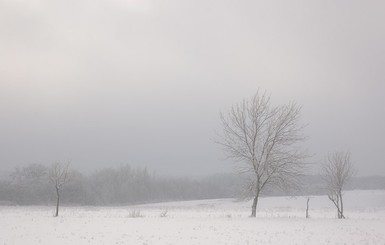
[0,163,243,206]
[0,162,384,207]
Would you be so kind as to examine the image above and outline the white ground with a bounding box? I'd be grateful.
[1,190,385,245]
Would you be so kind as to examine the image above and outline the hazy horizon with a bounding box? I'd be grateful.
[1,0,384,177]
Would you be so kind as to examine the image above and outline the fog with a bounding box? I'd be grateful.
[1,0,384,177]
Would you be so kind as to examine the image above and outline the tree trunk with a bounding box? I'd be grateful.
[55,187,60,217]
[336,195,341,219]
[251,191,260,217]
[328,193,342,219]
[339,191,345,219]
[306,197,310,218]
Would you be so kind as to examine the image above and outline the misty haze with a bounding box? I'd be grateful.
[1,0,385,244]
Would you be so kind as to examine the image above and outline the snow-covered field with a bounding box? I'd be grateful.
[1,190,384,245]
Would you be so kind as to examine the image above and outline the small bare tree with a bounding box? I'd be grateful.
[217,91,307,217]
[322,151,355,219]
[49,161,71,217]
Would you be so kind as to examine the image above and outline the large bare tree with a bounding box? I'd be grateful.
[217,91,307,217]
[49,161,71,217]
[322,151,355,219]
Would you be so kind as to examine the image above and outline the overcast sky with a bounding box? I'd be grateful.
[1,0,384,177]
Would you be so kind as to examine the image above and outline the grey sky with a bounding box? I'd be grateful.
[1,0,384,176]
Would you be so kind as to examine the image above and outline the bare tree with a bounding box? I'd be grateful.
[49,161,71,217]
[217,91,307,217]
[322,151,355,219]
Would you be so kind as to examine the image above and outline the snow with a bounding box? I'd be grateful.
[1,190,385,244]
